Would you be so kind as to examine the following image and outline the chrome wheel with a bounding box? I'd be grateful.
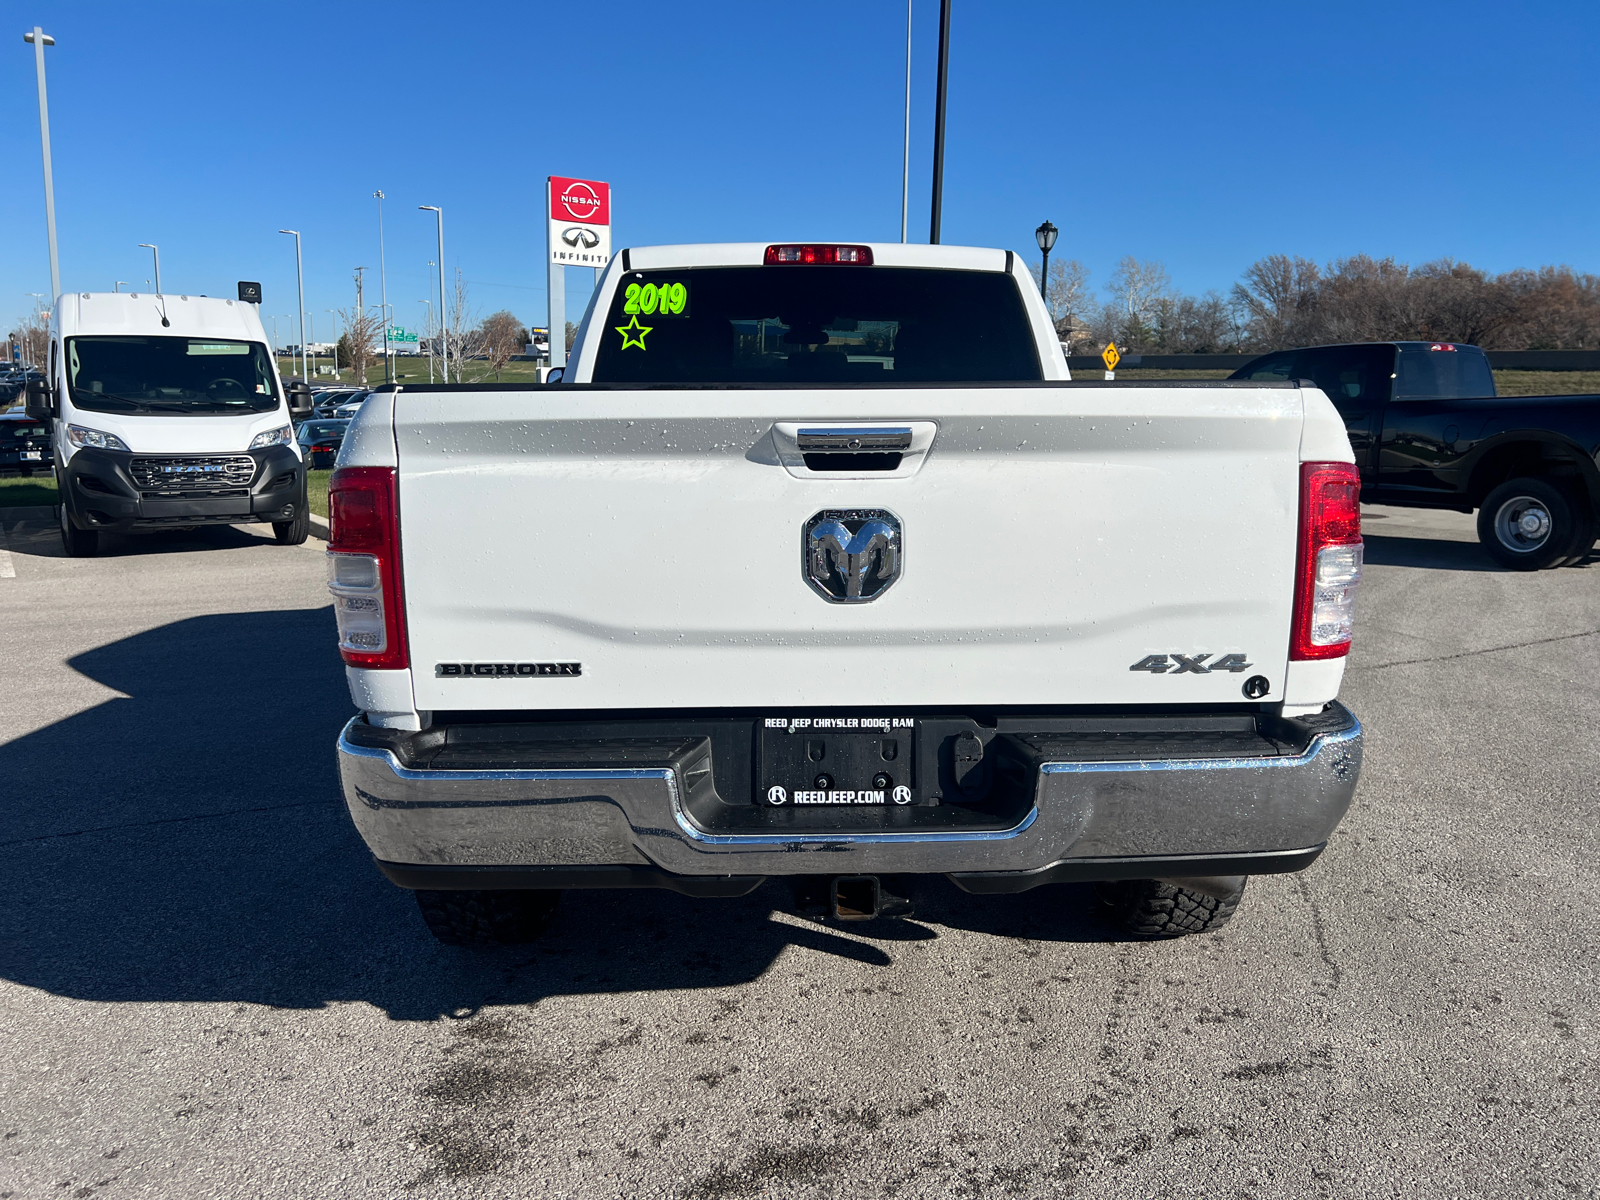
[1493,495,1553,553]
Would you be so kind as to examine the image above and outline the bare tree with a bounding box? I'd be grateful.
[336,298,380,385]
[1030,258,1093,339]
[1230,255,1321,349]
[479,310,525,381]
[446,270,485,382]
[1107,257,1172,325]
[8,306,50,370]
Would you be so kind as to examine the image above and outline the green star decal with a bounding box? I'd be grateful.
[615,315,653,350]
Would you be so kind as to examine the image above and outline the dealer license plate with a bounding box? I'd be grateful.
[19,451,41,460]
[759,715,917,807]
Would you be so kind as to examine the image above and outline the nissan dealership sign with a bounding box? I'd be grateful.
[548,176,611,268]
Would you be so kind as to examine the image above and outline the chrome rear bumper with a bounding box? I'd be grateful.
[336,705,1362,890]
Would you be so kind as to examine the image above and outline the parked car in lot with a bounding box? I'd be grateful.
[296,418,350,468]
[0,414,52,475]
[332,394,369,419]
[331,240,1366,948]
[313,392,364,419]
[1231,341,1600,568]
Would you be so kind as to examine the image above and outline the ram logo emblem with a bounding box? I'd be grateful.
[804,509,902,602]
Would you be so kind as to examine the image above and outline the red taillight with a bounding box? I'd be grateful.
[763,244,874,265]
[313,441,336,452]
[327,466,408,670]
[1290,461,1363,660]
[1429,343,1456,352]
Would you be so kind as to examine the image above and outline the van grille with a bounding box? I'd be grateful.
[130,455,256,493]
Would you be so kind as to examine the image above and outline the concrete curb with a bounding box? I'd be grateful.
[310,512,329,542]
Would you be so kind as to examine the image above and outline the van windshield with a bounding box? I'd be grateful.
[589,266,1042,384]
[66,337,280,415]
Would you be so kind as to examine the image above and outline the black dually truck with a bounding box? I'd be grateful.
[1231,341,1600,569]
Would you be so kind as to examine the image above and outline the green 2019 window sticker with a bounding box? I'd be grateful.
[616,280,688,350]
[623,281,688,317]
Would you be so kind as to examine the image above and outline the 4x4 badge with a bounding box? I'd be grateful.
[1129,653,1252,674]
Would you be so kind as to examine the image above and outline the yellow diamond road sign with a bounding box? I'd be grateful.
[1101,342,1121,371]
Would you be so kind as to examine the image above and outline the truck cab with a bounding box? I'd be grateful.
[27,290,313,556]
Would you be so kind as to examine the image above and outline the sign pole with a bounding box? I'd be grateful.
[547,178,565,371]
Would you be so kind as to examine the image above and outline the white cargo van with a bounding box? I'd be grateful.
[25,286,314,556]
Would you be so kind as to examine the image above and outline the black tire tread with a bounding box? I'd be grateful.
[1099,877,1247,939]
[413,889,560,946]
[272,505,311,545]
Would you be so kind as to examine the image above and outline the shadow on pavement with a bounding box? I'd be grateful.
[0,608,1121,1021]
[1,512,273,558]
[1362,533,1499,572]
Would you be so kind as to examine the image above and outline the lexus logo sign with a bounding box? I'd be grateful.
[548,175,611,268]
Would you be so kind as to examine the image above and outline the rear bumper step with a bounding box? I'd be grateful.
[337,704,1362,886]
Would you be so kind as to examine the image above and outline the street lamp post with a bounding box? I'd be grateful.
[114,281,127,293]
[929,0,952,244]
[1034,220,1058,321]
[24,27,60,301]
[900,0,912,244]
[374,190,392,384]
[278,230,306,383]
[419,207,447,384]
[138,244,161,294]
[419,300,434,384]
[327,309,340,378]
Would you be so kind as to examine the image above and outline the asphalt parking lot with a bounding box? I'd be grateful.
[0,503,1594,1200]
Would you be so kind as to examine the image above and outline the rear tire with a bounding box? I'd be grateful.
[272,505,310,545]
[58,500,98,557]
[1097,876,1247,938]
[1477,478,1581,570]
[1558,495,1596,567]
[414,889,560,946]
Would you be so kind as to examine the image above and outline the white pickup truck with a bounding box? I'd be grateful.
[331,242,1364,945]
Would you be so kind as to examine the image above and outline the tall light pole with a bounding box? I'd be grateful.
[901,0,912,244]
[374,190,392,384]
[24,28,60,302]
[419,300,434,383]
[419,206,447,384]
[929,0,952,244]
[1035,220,1058,321]
[138,244,161,294]
[114,281,127,293]
[278,230,305,382]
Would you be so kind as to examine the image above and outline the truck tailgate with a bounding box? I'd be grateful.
[397,385,1305,711]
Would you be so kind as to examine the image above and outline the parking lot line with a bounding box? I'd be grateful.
[0,547,14,578]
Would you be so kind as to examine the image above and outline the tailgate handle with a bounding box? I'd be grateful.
[797,427,913,452]
[797,426,912,472]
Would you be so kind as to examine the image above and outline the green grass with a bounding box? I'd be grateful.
[0,475,57,507]
[1491,370,1600,396]
[307,468,331,518]
[1084,367,1600,395]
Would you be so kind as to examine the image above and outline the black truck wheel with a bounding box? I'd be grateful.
[1477,478,1583,570]
[58,500,99,558]
[272,505,310,545]
[1558,496,1596,567]
[1097,876,1247,938]
[414,889,560,946]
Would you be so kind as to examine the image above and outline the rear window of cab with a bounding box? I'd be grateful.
[589,266,1042,385]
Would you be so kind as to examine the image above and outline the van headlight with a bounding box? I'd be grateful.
[66,425,130,451]
[249,425,293,449]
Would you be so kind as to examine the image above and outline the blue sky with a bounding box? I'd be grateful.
[3,0,1597,339]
